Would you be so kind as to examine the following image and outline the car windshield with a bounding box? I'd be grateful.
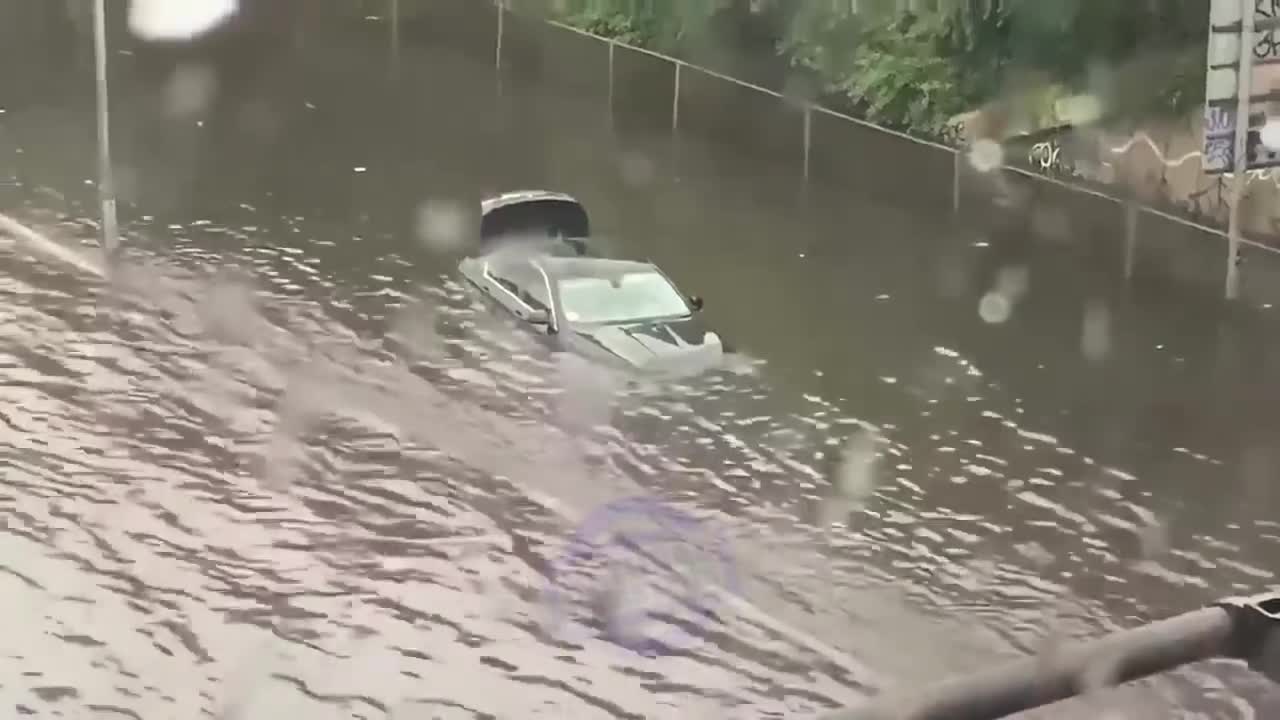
[557,271,690,324]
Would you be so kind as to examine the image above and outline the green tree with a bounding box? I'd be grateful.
[551,0,1212,141]
[553,0,731,52]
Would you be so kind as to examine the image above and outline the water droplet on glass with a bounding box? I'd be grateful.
[1136,518,1168,561]
[1081,299,1111,363]
[834,428,880,504]
[553,352,618,436]
[600,560,653,645]
[978,291,1012,324]
[995,265,1029,300]
[198,268,260,346]
[968,139,1004,173]
[1030,203,1071,243]
[165,63,218,118]
[414,198,471,253]
[238,100,280,139]
[620,151,656,187]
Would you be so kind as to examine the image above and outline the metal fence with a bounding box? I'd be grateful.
[485,0,1280,303]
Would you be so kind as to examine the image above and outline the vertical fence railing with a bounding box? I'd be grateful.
[802,105,812,183]
[1124,201,1139,281]
[607,40,615,118]
[951,147,962,214]
[670,62,681,131]
[494,0,504,71]
[492,3,1280,301]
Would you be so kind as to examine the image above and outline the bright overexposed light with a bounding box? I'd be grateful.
[129,0,238,42]
[1262,118,1280,151]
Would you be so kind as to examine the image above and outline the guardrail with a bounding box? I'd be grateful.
[820,591,1280,720]
[484,0,1280,301]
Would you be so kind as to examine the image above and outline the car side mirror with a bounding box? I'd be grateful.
[689,295,704,311]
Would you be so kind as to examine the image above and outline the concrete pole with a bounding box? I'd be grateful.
[93,0,119,260]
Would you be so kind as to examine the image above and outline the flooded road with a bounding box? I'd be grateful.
[0,2,1278,718]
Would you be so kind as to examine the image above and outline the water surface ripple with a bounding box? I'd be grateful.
[0,4,1278,717]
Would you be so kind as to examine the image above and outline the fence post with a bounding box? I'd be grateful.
[802,104,812,182]
[607,40,615,117]
[388,0,400,78]
[494,0,504,71]
[671,61,681,132]
[1123,201,1139,281]
[1225,0,1255,300]
[951,148,961,214]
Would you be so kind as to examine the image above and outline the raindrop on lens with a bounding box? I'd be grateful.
[414,199,470,253]
[1136,518,1168,561]
[620,151,656,187]
[1081,300,1111,363]
[978,291,1012,324]
[995,265,1029,300]
[968,138,1004,173]
[165,63,217,118]
[838,435,875,494]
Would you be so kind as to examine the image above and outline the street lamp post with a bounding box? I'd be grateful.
[93,0,119,260]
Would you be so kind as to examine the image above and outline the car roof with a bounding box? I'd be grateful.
[534,256,658,279]
[480,190,580,215]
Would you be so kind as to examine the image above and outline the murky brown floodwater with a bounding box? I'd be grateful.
[0,2,1278,718]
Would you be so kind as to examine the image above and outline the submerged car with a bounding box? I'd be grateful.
[460,190,726,374]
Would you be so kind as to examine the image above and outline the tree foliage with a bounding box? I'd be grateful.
[552,0,732,53]
[553,0,1212,141]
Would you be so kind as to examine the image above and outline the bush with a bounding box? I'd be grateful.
[549,0,1210,143]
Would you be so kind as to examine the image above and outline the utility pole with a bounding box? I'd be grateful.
[93,0,119,260]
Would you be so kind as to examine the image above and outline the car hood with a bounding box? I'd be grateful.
[566,316,724,375]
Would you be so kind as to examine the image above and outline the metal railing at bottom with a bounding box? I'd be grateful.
[817,591,1280,720]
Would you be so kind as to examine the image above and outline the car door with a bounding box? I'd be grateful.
[481,256,554,328]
